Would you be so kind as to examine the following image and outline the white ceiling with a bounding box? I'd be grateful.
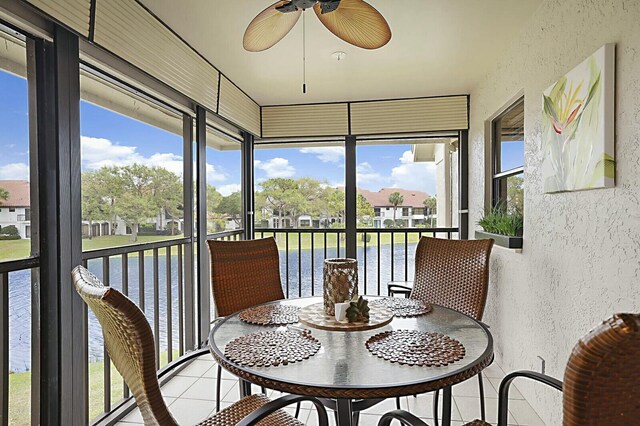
[140,0,541,106]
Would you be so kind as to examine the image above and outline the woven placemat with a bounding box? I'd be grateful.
[372,298,432,317]
[238,305,300,326]
[224,330,321,368]
[365,330,465,367]
[298,302,394,332]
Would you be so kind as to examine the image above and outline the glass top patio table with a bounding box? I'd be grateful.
[208,296,493,426]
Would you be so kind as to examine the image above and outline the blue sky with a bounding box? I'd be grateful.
[1,69,523,199]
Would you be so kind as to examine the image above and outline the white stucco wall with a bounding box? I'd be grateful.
[468,1,640,424]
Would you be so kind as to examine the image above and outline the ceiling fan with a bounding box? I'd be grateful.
[243,0,392,52]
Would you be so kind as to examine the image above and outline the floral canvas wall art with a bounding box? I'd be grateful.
[542,44,615,193]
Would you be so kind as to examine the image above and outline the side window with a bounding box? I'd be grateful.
[492,98,524,213]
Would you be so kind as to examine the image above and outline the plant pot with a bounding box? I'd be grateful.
[475,230,523,249]
[323,258,358,315]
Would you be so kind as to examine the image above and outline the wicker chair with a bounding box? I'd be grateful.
[207,237,286,412]
[379,312,640,426]
[207,237,285,317]
[72,265,328,426]
[397,237,494,423]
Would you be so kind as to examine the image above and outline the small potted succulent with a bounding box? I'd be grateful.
[346,296,370,323]
[475,205,523,249]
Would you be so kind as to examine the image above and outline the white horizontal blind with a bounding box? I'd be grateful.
[261,103,349,138]
[26,0,91,36]
[350,96,468,135]
[93,0,219,112]
[218,76,261,136]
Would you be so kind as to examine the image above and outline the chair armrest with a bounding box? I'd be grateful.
[378,410,429,426]
[497,371,562,426]
[237,394,329,426]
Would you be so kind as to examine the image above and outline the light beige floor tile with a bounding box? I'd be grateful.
[483,363,506,379]
[161,375,200,398]
[180,377,220,401]
[201,364,219,379]
[168,397,217,425]
[454,395,516,424]
[487,377,524,400]
[177,359,216,378]
[403,392,463,421]
[508,399,546,425]
[361,397,406,415]
[453,376,498,399]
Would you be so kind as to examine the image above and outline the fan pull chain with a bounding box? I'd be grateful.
[302,10,307,94]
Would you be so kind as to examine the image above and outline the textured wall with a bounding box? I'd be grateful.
[468,1,640,423]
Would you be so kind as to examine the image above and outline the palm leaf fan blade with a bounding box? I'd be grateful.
[244,1,303,52]
[313,0,391,49]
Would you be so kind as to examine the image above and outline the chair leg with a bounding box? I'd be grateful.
[478,372,486,421]
[396,396,401,409]
[294,402,301,418]
[433,389,439,426]
[216,365,222,412]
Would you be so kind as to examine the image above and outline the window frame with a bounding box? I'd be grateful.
[491,97,524,208]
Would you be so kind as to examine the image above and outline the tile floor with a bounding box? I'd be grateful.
[118,355,546,426]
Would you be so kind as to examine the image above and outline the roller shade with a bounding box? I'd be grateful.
[218,76,260,136]
[93,0,219,112]
[0,30,26,77]
[26,0,91,36]
[350,96,468,135]
[262,103,349,138]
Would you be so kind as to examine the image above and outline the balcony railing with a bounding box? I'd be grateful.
[2,226,460,424]
[256,227,458,298]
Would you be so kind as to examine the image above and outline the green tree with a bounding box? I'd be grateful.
[150,167,183,234]
[113,164,158,242]
[507,175,524,214]
[0,225,19,236]
[423,196,437,227]
[81,171,109,239]
[206,185,224,232]
[356,193,374,227]
[261,178,298,229]
[388,191,404,228]
[217,191,242,227]
[0,187,8,205]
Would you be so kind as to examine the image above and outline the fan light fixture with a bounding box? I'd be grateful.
[243,0,392,52]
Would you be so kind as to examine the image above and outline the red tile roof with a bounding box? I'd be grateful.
[0,180,30,207]
[358,187,431,208]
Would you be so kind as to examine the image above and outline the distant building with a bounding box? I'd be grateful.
[0,180,31,239]
[358,188,433,228]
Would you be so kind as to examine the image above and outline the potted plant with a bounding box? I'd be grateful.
[475,205,523,249]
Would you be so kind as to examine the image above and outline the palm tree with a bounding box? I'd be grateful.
[423,197,437,227]
[388,192,404,228]
[0,187,8,206]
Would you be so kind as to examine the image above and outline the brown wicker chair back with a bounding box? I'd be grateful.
[563,313,640,426]
[410,237,494,320]
[72,266,178,426]
[208,237,285,317]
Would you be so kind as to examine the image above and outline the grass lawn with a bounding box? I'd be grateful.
[257,230,433,251]
[9,351,181,425]
[0,234,185,262]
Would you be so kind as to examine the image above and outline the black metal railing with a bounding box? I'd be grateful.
[80,228,244,423]
[255,227,458,299]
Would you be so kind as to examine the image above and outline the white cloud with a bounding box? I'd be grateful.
[205,163,227,182]
[390,150,436,191]
[81,136,140,169]
[0,162,29,180]
[356,162,383,185]
[254,158,295,178]
[299,147,344,163]
[218,183,241,196]
[81,136,231,183]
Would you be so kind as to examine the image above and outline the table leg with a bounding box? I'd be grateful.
[441,386,452,426]
[335,398,354,426]
[239,379,252,398]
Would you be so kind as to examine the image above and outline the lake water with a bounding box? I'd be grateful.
[7,243,416,372]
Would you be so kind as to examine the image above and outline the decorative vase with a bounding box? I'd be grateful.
[323,258,358,316]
